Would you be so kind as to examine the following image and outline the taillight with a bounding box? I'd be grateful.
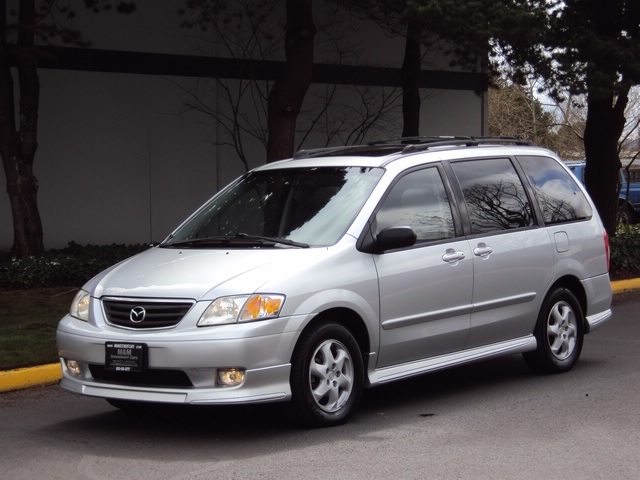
[604,231,610,272]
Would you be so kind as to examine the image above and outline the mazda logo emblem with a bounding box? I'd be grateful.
[129,306,146,323]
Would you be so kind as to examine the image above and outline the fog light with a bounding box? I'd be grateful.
[217,368,245,386]
[65,359,82,378]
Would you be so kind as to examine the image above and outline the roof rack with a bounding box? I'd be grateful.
[293,144,404,159]
[399,136,530,154]
[292,136,530,159]
[367,135,473,146]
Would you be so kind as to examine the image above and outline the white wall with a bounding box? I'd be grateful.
[34,70,229,247]
[0,1,486,250]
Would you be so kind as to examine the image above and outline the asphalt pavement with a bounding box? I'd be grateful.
[2,278,639,393]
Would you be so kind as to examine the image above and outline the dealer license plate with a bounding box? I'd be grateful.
[105,342,147,372]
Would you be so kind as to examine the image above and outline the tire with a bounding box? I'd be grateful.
[620,205,637,225]
[523,287,584,374]
[290,322,364,428]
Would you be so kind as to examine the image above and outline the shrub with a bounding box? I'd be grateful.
[0,242,148,289]
[610,224,640,277]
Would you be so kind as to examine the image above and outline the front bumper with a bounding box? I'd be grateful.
[57,313,302,405]
[59,361,291,405]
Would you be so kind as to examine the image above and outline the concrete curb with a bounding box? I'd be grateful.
[0,363,62,393]
[2,279,640,394]
[610,277,640,294]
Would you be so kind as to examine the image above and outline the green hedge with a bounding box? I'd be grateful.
[1,230,639,289]
[0,242,148,289]
[610,224,640,276]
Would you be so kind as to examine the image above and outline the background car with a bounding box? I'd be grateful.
[567,161,640,224]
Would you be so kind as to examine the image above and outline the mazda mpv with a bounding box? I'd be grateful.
[57,137,612,427]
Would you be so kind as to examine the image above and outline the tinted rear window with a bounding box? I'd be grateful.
[517,155,592,224]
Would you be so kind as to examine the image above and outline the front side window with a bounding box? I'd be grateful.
[518,156,592,224]
[451,158,534,234]
[375,167,455,243]
[162,167,384,248]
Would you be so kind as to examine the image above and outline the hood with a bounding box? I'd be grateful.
[85,247,308,300]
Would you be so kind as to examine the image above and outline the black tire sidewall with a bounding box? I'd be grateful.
[529,288,584,373]
[290,322,363,427]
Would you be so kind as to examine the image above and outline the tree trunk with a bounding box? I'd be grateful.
[0,0,43,257]
[266,0,315,162]
[581,1,633,239]
[583,77,629,237]
[401,19,421,138]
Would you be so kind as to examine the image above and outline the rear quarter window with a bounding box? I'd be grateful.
[517,155,592,224]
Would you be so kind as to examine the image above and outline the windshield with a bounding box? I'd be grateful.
[162,166,384,248]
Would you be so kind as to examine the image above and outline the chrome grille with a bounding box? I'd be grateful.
[102,298,194,329]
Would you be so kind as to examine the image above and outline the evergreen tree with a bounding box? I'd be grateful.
[409,0,640,235]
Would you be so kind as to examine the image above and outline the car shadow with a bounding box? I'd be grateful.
[41,354,542,441]
[37,348,613,467]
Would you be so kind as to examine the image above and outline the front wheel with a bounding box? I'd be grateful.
[290,322,363,427]
[523,288,584,374]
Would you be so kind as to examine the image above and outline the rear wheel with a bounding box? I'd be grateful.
[290,322,363,427]
[523,288,584,374]
[620,205,637,225]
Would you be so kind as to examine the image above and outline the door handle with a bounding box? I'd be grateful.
[473,242,493,258]
[442,248,466,264]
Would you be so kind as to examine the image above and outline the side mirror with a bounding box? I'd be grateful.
[375,226,417,252]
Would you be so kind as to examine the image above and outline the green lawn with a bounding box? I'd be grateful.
[0,288,77,370]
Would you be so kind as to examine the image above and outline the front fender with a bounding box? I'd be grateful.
[291,287,380,358]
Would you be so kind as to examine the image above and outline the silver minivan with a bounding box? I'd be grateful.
[57,138,612,427]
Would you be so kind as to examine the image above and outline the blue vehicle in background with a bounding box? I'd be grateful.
[567,161,640,224]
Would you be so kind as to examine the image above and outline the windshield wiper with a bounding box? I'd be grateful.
[161,234,309,249]
[161,236,255,248]
[236,233,309,248]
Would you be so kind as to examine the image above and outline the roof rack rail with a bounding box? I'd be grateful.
[367,135,473,146]
[293,144,404,159]
[292,136,530,159]
[400,136,530,154]
[293,146,356,159]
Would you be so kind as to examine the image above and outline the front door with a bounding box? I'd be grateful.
[373,166,473,368]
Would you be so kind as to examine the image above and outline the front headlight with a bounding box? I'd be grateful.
[198,294,285,326]
[70,289,90,321]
